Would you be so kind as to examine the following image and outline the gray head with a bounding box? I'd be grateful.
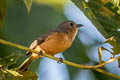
[54,21,83,43]
[57,21,83,30]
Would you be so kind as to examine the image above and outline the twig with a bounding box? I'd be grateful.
[98,48,103,64]
[0,39,120,79]
[0,39,116,69]
[96,69,120,79]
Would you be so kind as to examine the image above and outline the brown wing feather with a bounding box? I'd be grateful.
[26,30,56,55]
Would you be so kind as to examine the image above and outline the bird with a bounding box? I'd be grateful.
[18,21,83,72]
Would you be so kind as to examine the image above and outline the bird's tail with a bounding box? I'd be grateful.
[18,53,40,72]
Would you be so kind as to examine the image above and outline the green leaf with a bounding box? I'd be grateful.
[12,70,38,80]
[34,0,69,6]
[0,0,6,29]
[0,52,25,80]
[71,0,120,57]
[0,52,37,80]
[23,0,32,13]
[0,52,23,68]
[92,70,117,80]
[104,37,120,55]
[34,0,70,12]
[5,69,22,76]
[72,0,120,44]
[0,68,37,80]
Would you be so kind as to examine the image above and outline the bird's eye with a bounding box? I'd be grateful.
[70,23,74,26]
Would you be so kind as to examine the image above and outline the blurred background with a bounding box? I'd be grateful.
[0,0,120,80]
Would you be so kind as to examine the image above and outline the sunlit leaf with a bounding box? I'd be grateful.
[0,52,24,79]
[0,52,37,79]
[23,0,32,13]
[5,69,22,76]
[34,0,69,6]
[0,52,23,68]
[93,70,117,80]
[0,0,6,29]
[0,68,37,80]
[104,37,120,55]
[111,0,120,6]
[34,0,70,12]
[12,70,37,80]
[110,0,120,14]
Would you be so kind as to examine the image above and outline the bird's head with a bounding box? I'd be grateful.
[56,21,83,33]
[58,21,83,29]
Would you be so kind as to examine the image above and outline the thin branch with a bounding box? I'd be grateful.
[0,39,116,69]
[96,69,120,79]
[0,39,120,79]
[98,48,103,64]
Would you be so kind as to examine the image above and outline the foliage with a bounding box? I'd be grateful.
[72,0,120,66]
[0,0,6,29]
[72,0,120,44]
[0,0,120,80]
[23,0,32,13]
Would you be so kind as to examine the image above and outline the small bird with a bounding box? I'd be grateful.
[18,21,83,71]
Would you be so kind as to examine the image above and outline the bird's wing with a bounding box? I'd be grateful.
[26,30,57,55]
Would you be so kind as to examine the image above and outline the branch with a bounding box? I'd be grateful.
[0,39,120,79]
[96,69,120,79]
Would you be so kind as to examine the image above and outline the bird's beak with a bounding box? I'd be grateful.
[77,24,83,27]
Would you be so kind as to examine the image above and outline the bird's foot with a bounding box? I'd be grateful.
[39,50,43,57]
[57,57,63,64]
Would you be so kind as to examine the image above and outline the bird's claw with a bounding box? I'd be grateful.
[39,50,43,57]
[57,57,63,64]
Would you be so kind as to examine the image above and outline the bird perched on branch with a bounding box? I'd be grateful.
[18,21,83,71]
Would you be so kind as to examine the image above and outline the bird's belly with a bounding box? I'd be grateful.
[39,37,72,55]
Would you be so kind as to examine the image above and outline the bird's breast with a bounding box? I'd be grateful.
[39,33,73,55]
